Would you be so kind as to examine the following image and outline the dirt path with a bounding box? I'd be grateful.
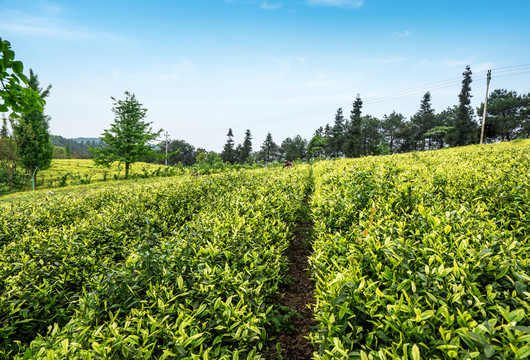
[263,221,317,360]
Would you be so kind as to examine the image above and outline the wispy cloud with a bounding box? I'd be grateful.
[393,30,409,38]
[0,8,127,42]
[260,1,282,10]
[306,0,364,9]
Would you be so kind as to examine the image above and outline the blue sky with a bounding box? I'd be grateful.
[1,0,529,152]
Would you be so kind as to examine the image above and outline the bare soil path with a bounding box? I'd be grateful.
[263,221,317,360]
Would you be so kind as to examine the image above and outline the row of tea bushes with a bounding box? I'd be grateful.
[1,167,310,359]
[309,141,530,359]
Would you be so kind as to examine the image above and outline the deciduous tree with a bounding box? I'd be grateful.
[89,91,162,179]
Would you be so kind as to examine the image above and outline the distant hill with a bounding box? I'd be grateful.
[50,135,101,159]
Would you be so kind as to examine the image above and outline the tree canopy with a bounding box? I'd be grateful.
[0,37,44,118]
[89,91,162,179]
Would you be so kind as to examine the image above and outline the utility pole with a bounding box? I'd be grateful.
[164,131,170,166]
[480,70,492,145]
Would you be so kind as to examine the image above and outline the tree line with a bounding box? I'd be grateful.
[2,34,529,192]
[165,66,529,166]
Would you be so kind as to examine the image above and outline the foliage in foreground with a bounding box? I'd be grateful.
[0,166,311,359]
[309,140,530,359]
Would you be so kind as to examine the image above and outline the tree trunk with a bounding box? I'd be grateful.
[125,162,130,179]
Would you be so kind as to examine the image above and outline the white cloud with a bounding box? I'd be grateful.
[260,1,282,10]
[393,30,409,38]
[0,9,127,42]
[306,0,364,9]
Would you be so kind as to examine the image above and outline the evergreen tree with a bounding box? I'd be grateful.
[344,94,363,157]
[448,66,477,146]
[259,132,278,163]
[221,128,236,164]
[329,108,346,158]
[14,69,53,188]
[410,92,436,150]
[238,129,253,164]
[89,91,162,179]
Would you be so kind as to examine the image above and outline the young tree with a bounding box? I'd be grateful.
[344,94,363,157]
[221,128,236,164]
[0,37,44,118]
[448,66,477,146]
[89,91,162,179]
[14,69,54,188]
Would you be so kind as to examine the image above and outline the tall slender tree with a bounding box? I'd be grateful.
[329,108,346,157]
[14,69,53,188]
[238,129,253,164]
[410,92,436,150]
[344,94,363,157]
[221,128,236,164]
[448,66,477,146]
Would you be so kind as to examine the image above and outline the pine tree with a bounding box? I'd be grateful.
[344,94,363,157]
[410,92,436,150]
[221,128,236,164]
[14,69,54,188]
[259,132,278,163]
[238,129,252,164]
[449,66,477,146]
[329,108,346,157]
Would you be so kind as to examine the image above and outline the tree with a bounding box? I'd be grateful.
[89,91,162,179]
[448,66,477,146]
[307,129,327,160]
[162,139,196,166]
[64,143,71,159]
[238,129,253,164]
[344,94,363,157]
[14,69,54,188]
[0,116,19,191]
[410,92,436,150]
[329,108,346,158]
[477,89,525,142]
[0,37,44,118]
[281,135,307,162]
[381,111,405,154]
[360,115,382,155]
[259,132,278,163]
[221,128,236,164]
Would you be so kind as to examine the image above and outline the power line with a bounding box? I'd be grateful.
[176,64,530,135]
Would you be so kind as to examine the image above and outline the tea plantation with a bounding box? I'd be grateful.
[1,140,529,359]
